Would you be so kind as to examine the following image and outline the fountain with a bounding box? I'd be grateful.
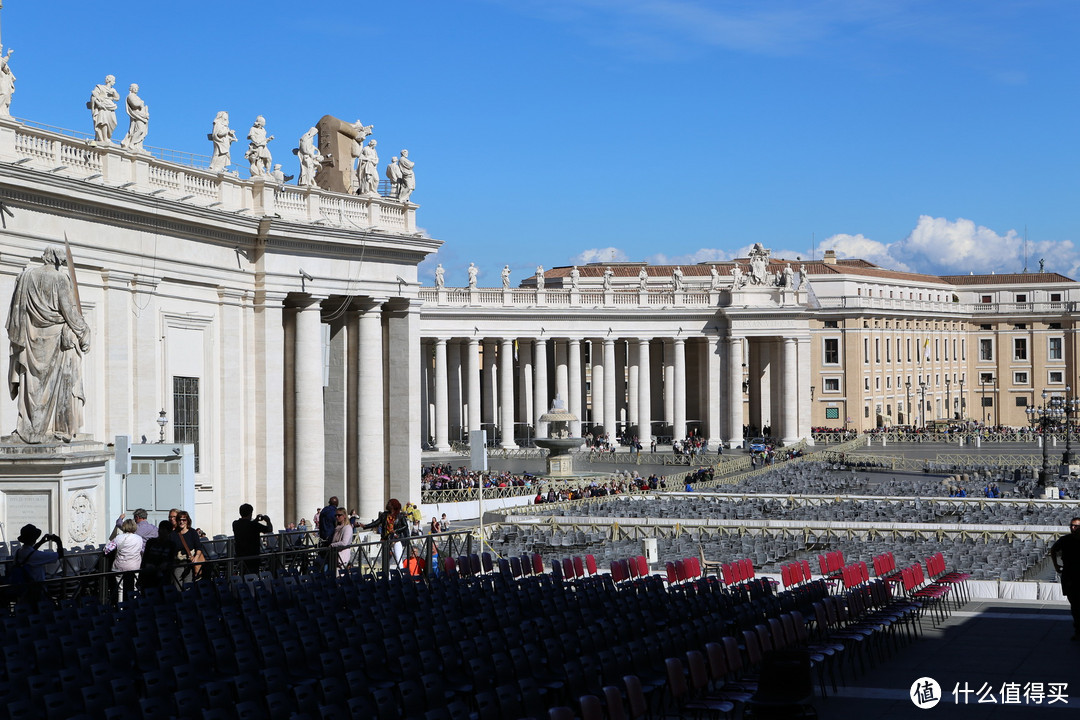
[534,395,583,476]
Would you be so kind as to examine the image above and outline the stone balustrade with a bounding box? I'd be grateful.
[0,117,416,235]
[418,286,722,308]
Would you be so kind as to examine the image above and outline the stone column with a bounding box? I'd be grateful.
[481,339,496,431]
[294,297,325,530]
[706,338,722,449]
[555,340,569,404]
[781,337,799,445]
[728,336,744,448]
[517,340,533,435]
[357,300,386,520]
[433,337,450,451]
[447,340,462,446]
[499,338,517,449]
[627,341,639,430]
[663,339,675,432]
[467,338,481,438]
[637,338,652,443]
[568,338,582,438]
[673,337,686,442]
[591,339,605,431]
[797,336,813,443]
[603,338,617,445]
[534,338,549,439]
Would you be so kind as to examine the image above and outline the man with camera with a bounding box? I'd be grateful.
[232,503,273,577]
[11,524,64,606]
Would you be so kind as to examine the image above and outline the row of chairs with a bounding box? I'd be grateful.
[609,555,650,584]
[664,556,704,585]
[719,558,757,586]
[780,559,813,589]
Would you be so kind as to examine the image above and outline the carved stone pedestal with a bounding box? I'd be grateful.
[0,439,111,547]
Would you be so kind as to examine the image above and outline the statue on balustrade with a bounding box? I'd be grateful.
[270,165,293,184]
[709,265,720,290]
[467,263,478,289]
[119,84,149,152]
[88,75,120,143]
[0,46,15,117]
[208,111,237,173]
[638,266,648,290]
[672,266,684,290]
[501,265,511,290]
[731,264,746,290]
[796,263,806,291]
[357,139,380,196]
[781,263,794,288]
[535,266,545,290]
[434,264,445,289]
[245,116,275,177]
[569,266,581,290]
[603,267,614,291]
[295,127,324,187]
[6,247,91,444]
[395,149,416,202]
[748,243,771,285]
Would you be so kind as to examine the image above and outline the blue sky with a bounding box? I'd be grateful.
[4,1,1077,285]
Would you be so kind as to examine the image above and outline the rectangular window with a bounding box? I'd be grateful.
[885,339,891,362]
[1014,371,1028,385]
[823,338,840,365]
[1050,370,1064,384]
[875,338,880,363]
[886,376,891,389]
[825,407,840,420]
[1016,396,1028,407]
[824,320,838,328]
[1049,337,1063,361]
[864,377,870,390]
[980,295,992,303]
[935,339,940,361]
[864,406,870,418]
[961,339,966,361]
[1051,293,1062,302]
[979,372,995,385]
[864,338,869,364]
[1016,294,1027,303]
[824,378,840,392]
[979,339,993,361]
[172,376,200,472]
[906,338,911,362]
[1013,338,1027,361]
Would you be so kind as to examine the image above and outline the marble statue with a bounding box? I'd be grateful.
[312,116,372,193]
[796,263,806,291]
[6,247,91,444]
[245,116,274,177]
[748,243,770,285]
[709,265,720,290]
[0,46,15,117]
[88,75,120,143]
[386,156,401,196]
[501,265,511,290]
[295,127,323,187]
[119,84,149,152]
[270,164,293,184]
[781,263,794,288]
[208,111,237,173]
[467,263,478,289]
[357,139,380,196]
[1040,258,1046,273]
[638,267,648,290]
[535,266,545,290]
[396,149,416,202]
[672,266,684,290]
[569,266,581,290]
[603,267,614,291]
[731,265,746,290]
[434,264,445,289]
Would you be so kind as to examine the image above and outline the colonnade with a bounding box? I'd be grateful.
[419,333,811,451]
[286,294,420,527]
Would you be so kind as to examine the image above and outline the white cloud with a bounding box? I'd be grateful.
[574,247,630,264]
[820,216,1080,278]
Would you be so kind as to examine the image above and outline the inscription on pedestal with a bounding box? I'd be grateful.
[6,491,51,532]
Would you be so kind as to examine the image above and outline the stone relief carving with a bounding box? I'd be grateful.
[244,116,274,177]
[119,83,149,152]
[69,491,94,544]
[313,116,373,193]
[6,247,91,444]
[0,46,16,117]
[88,75,120,143]
[208,111,237,173]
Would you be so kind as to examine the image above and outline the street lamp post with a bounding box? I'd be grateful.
[959,377,965,420]
[905,380,912,427]
[1027,389,1064,487]
[919,381,927,429]
[157,409,168,444]
[945,377,952,421]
